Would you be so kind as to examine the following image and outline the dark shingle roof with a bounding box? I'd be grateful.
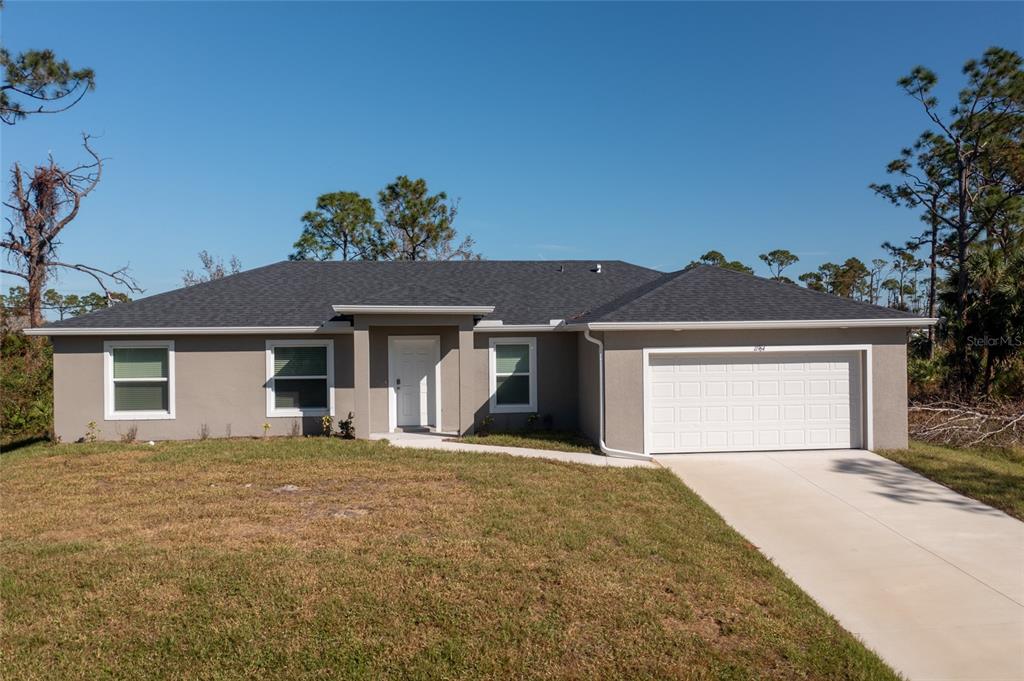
[43,260,662,328]
[40,260,925,331]
[575,264,924,323]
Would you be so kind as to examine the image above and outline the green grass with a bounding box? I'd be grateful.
[1,438,897,680]
[454,430,597,453]
[879,440,1024,520]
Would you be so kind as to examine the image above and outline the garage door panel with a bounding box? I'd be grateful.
[705,406,728,422]
[680,406,701,422]
[652,406,675,423]
[647,352,862,454]
[731,381,754,396]
[704,382,727,397]
[679,382,700,397]
[807,404,830,420]
[732,405,754,421]
[733,431,755,447]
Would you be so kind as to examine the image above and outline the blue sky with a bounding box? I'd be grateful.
[2,2,1021,297]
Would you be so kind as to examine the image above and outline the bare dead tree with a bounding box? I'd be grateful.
[1,134,141,327]
[909,400,1024,448]
[182,250,242,286]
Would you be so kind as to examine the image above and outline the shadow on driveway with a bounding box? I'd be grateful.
[829,454,1005,516]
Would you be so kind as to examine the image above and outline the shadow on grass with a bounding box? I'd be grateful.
[831,454,1007,516]
[1,435,50,454]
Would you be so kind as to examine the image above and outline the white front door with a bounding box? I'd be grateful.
[390,338,438,428]
[645,351,862,453]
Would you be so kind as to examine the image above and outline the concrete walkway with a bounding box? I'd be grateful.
[369,431,655,468]
[661,449,1024,681]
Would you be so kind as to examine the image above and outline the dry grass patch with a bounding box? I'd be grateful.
[1,438,897,680]
[454,430,596,453]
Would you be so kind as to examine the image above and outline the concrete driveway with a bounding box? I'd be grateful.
[661,449,1024,681]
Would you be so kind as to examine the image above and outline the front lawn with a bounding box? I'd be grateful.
[879,440,1024,520]
[1,438,896,679]
[454,429,597,453]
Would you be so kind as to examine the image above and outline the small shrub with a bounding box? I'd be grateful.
[120,424,138,443]
[321,415,333,437]
[478,415,494,436]
[908,356,946,400]
[85,421,100,443]
[525,413,539,430]
[198,423,210,440]
[289,420,301,437]
[0,333,53,444]
[262,422,271,438]
[337,412,355,439]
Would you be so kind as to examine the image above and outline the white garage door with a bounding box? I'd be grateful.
[645,351,863,454]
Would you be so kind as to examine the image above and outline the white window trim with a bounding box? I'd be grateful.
[488,337,537,414]
[265,339,335,418]
[103,340,175,421]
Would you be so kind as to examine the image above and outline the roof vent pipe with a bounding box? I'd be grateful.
[592,263,602,273]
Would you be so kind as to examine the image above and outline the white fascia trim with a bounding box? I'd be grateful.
[581,318,937,331]
[474,320,565,332]
[25,323,353,336]
[332,304,495,315]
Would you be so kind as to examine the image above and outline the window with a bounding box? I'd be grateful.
[266,340,334,417]
[488,337,537,413]
[104,341,175,420]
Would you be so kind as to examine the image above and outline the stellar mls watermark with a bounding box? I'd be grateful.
[968,335,1023,347]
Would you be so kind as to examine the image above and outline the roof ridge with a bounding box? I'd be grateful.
[275,258,654,266]
[570,267,693,321]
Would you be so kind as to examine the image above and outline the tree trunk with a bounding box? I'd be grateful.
[951,164,972,383]
[26,250,47,328]
[981,349,994,397]
[927,216,938,358]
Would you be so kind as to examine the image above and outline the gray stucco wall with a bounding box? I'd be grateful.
[52,334,354,442]
[51,327,580,442]
[576,332,600,444]
[50,325,909,449]
[466,332,579,432]
[599,327,909,453]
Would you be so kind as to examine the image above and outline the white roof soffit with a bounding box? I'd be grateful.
[332,304,495,315]
[23,322,354,336]
[474,319,566,332]
[579,318,938,331]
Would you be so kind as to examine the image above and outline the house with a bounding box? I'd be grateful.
[26,261,935,458]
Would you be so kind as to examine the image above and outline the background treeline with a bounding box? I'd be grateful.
[694,48,1024,402]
